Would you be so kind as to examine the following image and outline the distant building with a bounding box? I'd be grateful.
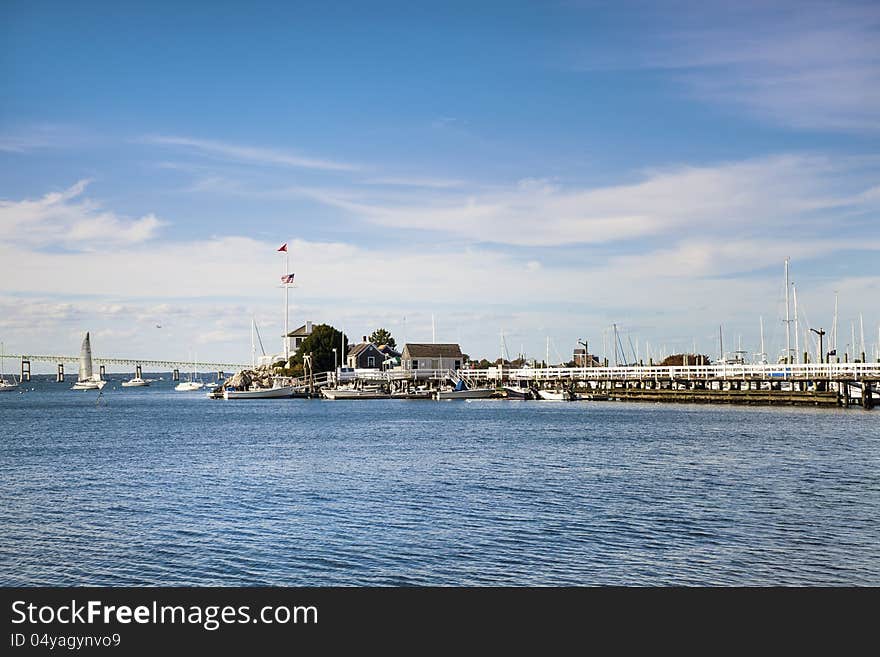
[573,347,600,367]
[284,321,313,355]
[401,343,463,371]
[347,337,386,369]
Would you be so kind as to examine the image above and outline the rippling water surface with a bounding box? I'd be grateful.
[2,376,878,585]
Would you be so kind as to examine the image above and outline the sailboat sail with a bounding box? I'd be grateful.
[79,332,93,381]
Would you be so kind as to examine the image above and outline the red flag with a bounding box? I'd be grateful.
[277,243,287,252]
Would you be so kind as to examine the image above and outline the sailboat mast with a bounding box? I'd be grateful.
[851,322,856,361]
[251,318,256,369]
[860,313,865,360]
[793,283,800,364]
[784,258,791,363]
[500,329,504,366]
[760,316,766,363]
[832,292,838,355]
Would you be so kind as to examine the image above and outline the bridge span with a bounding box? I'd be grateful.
[9,353,248,383]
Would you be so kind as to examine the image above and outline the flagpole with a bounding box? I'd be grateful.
[284,243,290,362]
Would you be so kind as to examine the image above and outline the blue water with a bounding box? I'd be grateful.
[1,376,879,586]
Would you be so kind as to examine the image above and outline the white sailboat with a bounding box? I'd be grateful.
[222,319,295,399]
[175,352,204,391]
[71,332,106,390]
[0,342,19,392]
[121,375,149,387]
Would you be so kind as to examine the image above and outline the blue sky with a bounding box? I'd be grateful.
[2,0,879,368]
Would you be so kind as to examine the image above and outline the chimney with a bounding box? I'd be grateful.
[363,335,367,343]
[306,321,312,333]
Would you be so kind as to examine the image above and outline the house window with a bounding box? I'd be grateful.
[368,356,375,368]
[411,359,419,369]
[431,359,439,369]
[454,360,461,370]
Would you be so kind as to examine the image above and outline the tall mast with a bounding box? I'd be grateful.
[719,324,723,362]
[546,336,550,367]
[500,329,504,366]
[251,317,256,369]
[851,322,856,361]
[832,291,838,356]
[784,258,791,363]
[793,283,799,364]
[859,313,865,360]
[432,314,436,344]
[759,316,766,363]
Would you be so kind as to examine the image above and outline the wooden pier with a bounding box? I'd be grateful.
[301,362,880,409]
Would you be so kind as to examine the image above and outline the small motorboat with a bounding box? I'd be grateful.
[435,380,496,400]
[224,384,295,399]
[121,377,150,387]
[503,385,534,400]
[175,380,204,392]
[321,386,390,400]
[537,389,574,401]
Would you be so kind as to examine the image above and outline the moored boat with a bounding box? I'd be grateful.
[435,380,496,400]
[391,389,433,399]
[322,386,390,400]
[71,332,106,390]
[121,377,149,387]
[503,385,534,400]
[537,388,574,401]
[0,342,17,392]
[224,384,296,399]
[175,380,204,392]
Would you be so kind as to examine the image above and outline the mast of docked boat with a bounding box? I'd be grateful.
[759,317,765,364]
[831,291,839,359]
[793,282,800,365]
[251,317,256,370]
[784,258,791,364]
[860,313,866,361]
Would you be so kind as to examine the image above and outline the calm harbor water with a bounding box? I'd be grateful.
[2,376,878,586]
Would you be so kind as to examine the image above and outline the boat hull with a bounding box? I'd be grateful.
[0,383,18,392]
[121,378,149,387]
[391,390,433,399]
[503,386,534,400]
[322,389,390,400]
[435,388,496,400]
[537,389,574,401]
[224,385,295,399]
[71,380,105,391]
[175,382,205,391]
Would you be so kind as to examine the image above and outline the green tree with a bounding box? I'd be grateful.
[368,328,396,349]
[291,324,348,373]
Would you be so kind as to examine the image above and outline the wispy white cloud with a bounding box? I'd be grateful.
[305,154,879,246]
[359,176,466,189]
[0,124,91,153]
[0,180,165,249]
[140,135,361,172]
[648,2,880,132]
